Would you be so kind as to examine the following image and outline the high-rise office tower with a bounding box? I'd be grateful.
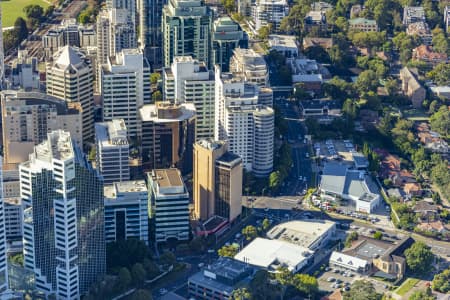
[1,90,83,166]
[215,68,274,177]
[95,119,130,184]
[230,48,269,87]
[96,9,137,66]
[0,159,9,295]
[0,6,5,87]
[139,102,196,174]
[147,168,189,243]
[193,139,243,221]
[212,17,247,72]
[163,56,215,140]
[193,139,227,220]
[104,180,148,244]
[19,130,105,299]
[100,49,151,138]
[215,152,243,222]
[46,46,95,142]
[139,0,166,68]
[106,0,136,24]
[162,0,213,68]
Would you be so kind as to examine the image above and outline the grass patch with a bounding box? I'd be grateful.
[1,0,50,27]
[395,278,420,296]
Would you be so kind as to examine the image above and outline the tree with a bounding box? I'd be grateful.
[432,27,449,54]
[231,288,251,300]
[408,288,435,300]
[405,242,434,274]
[242,225,258,240]
[129,289,152,300]
[106,239,151,272]
[150,72,161,84]
[373,231,383,240]
[258,24,272,40]
[432,268,450,293]
[159,251,176,266]
[355,70,378,94]
[23,4,44,20]
[293,273,318,297]
[189,237,204,252]
[14,17,28,41]
[152,90,162,102]
[269,171,282,190]
[44,5,55,18]
[220,0,236,13]
[345,231,358,247]
[426,62,450,85]
[249,270,281,300]
[131,263,146,285]
[78,12,91,24]
[430,106,450,137]
[344,280,382,300]
[117,267,131,291]
[218,244,239,257]
[262,218,271,231]
[143,258,159,278]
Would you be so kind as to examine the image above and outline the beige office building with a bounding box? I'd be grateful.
[193,139,227,220]
[193,139,242,222]
[46,46,95,141]
[1,90,82,166]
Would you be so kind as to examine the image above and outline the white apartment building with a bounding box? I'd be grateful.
[163,56,215,140]
[100,48,151,138]
[230,48,269,87]
[252,0,289,31]
[19,130,105,299]
[96,9,137,66]
[95,119,130,184]
[46,46,95,142]
[147,168,190,243]
[403,6,425,25]
[215,68,274,177]
[3,169,22,242]
[104,180,148,244]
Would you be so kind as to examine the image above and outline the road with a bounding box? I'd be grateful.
[275,95,313,197]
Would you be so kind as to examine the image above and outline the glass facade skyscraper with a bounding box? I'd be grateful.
[19,130,105,299]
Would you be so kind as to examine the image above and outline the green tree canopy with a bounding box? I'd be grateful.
[242,225,258,240]
[117,267,131,291]
[405,242,434,274]
[131,263,146,285]
[218,244,239,257]
[430,106,450,138]
[344,280,382,300]
[432,268,450,293]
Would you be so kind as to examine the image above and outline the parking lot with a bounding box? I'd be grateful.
[317,266,394,295]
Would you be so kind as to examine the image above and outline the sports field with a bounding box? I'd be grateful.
[1,0,50,28]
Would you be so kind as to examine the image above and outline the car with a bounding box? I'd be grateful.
[334,269,340,273]
[336,278,343,284]
[327,277,336,282]
[160,288,168,295]
[325,267,331,272]
[342,286,350,292]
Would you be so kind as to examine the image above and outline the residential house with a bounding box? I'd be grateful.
[412,45,448,66]
[416,122,449,154]
[289,58,330,92]
[413,200,439,222]
[406,22,432,45]
[417,221,447,234]
[399,67,426,108]
[349,18,378,32]
[303,37,333,50]
[403,182,422,197]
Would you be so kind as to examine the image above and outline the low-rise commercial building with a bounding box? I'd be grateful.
[319,163,381,213]
[268,35,299,58]
[104,181,149,244]
[349,18,378,32]
[188,257,255,299]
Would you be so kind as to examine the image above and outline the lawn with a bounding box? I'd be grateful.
[1,0,50,28]
[395,278,420,296]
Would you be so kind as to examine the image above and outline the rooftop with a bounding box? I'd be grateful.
[139,102,196,123]
[320,163,379,202]
[216,152,242,168]
[33,130,74,162]
[195,139,227,151]
[95,120,128,147]
[104,180,148,199]
[349,18,377,26]
[267,220,335,249]
[152,169,183,188]
[268,35,298,49]
[234,237,313,272]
